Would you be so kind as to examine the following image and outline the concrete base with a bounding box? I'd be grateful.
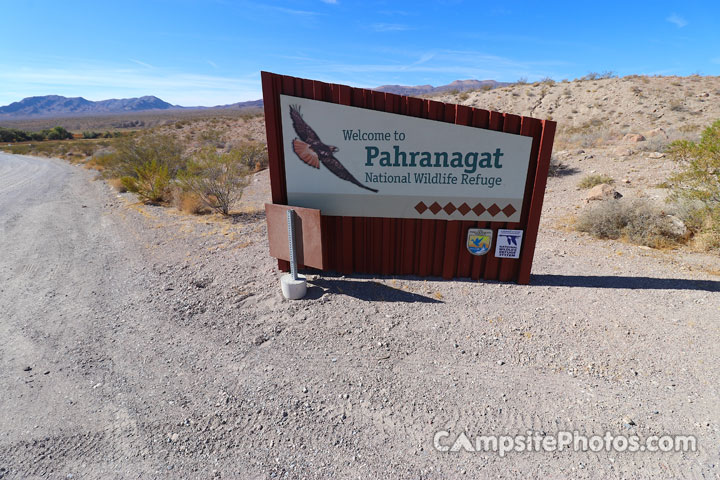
[281,274,307,300]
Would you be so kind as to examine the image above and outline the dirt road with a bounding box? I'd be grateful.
[1,152,719,479]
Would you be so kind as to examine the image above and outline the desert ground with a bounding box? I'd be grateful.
[1,75,720,479]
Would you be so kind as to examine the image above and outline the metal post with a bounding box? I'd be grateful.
[287,209,298,280]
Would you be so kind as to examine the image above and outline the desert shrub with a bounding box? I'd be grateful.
[172,188,208,214]
[110,134,185,179]
[121,160,170,203]
[82,131,101,139]
[45,126,73,140]
[578,174,614,189]
[0,127,31,142]
[178,146,251,215]
[107,177,127,192]
[227,142,268,171]
[580,71,616,81]
[666,119,720,249]
[577,199,687,248]
[669,100,685,112]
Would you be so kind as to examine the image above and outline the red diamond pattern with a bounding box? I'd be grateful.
[472,203,486,216]
[443,202,457,215]
[415,200,518,218]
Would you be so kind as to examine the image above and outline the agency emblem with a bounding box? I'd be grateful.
[466,228,493,256]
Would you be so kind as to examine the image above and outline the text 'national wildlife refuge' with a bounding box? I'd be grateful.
[280,95,533,221]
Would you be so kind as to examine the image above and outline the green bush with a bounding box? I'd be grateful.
[45,126,73,140]
[667,119,720,249]
[178,146,251,215]
[0,127,30,142]
[121,160,170,203]
[109,134,185,179]
[578,174,614,189]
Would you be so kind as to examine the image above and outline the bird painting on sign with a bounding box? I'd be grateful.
[466,228,493,256]
[289,104,379,193]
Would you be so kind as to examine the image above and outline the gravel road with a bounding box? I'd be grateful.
[1,152,719,479]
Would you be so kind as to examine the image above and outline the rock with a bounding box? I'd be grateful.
[23,366,31,372]
[586,184,622,201]
[615,147,634,157]
[622,416,636,426]
[666,215,689,238]
[623,133,646,143]
[497,360,505,366]
[646,128,669,139]
[622,178,631,184]
[648,152,665,159]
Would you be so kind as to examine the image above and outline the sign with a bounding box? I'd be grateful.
[495,229,524,259]
[262,72,557,284]
[279,95,533,222]
[466,228,493,256]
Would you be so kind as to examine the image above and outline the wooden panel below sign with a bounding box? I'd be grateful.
[265,203,324,270]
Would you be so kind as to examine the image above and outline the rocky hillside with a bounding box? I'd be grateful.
[375,79,509,96]
[433,75,720,149]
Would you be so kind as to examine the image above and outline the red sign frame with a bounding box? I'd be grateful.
[261,71,556,284]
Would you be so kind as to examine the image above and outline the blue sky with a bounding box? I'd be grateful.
[1,0,719,106]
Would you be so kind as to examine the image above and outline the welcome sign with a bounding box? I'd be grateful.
[262,72,556,284]
[279,95,533,222]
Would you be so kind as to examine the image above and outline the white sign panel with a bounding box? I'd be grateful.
[279,95,533,221]
[494,229,524,259]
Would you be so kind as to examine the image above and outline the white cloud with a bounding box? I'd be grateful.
[129,59,154,69]
[666,13,688,28]
[279,48,567,87]
[371,23,411,32]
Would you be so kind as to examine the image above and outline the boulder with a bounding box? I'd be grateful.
[645,128,669,139]
[586,183,622,201]
[623,133,646,143]
[666,215,690,239]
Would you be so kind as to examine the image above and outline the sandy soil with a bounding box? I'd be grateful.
[1,149,719,479]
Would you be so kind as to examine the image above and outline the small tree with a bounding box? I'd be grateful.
[178,147,251,215]
[667,119,720,248]
[46,126,73,140]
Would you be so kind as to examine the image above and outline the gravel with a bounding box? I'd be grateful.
[1,152,719,478]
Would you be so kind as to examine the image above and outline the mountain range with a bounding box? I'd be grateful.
[0,80,504,119]
[374,79,509,96]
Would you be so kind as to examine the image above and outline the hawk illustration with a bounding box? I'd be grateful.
[289,105,378,193]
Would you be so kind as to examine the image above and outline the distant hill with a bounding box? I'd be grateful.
[0,80,509,120]
[0,95,264,120]
[374,79,510,96]
[0,95,176,118]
